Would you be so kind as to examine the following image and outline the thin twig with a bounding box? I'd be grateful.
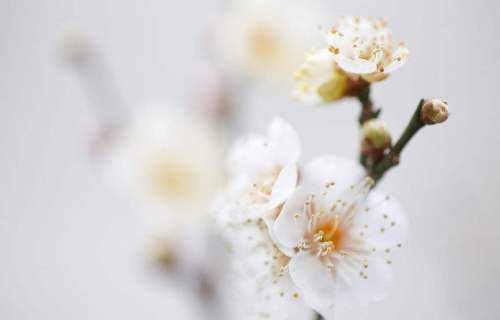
[369,99,426,184]
[357,85,380,125]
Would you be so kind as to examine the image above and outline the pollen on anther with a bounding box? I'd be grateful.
[293,292,300,299]
[380,228,385,233]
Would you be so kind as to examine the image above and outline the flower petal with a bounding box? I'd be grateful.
[355,190,408,248]
[227,133,271,176]
[301,155,365,208]
[334,55,377,74]
[273,186,310,250]
[334,256,393,307]
[289,253,337,319]
[383,46,410,73]
[269,164,298,208]
[268,118,301,164]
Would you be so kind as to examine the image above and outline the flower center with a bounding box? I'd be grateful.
[248,27,278,64]
[310,215,345,256]
[147,157,195,199]
[249,165,282,203]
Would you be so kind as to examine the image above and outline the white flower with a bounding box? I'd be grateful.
[220,217,314,320]
[103,101,225,233]
[212,0,323,84]
[327,16,410,82]
[294,48,349,104]
[273,156,408,319]
[220,118,301,227]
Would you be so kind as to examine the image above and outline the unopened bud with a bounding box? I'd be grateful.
[362,119,392,148]
[361,119,392,162]
[420,99,449,125]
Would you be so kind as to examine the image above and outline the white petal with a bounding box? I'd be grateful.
[355,190,408,248]
[273,186,310,250]
[383,46,410,73]
[301,155,365,207]
[268,117,301,164]
[269,164,298,208]
[289,253,337,319]
[335,256,393,307]
[334,55,377,74]
[227,133,271,176]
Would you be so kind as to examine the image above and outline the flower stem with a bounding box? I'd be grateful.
[314,312,324,320]
[368,99,426,184]
[357,85,380,169]
[357,85,380,125]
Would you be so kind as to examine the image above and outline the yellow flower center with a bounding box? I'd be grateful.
[248,27,278,65]
[147,157,195,199]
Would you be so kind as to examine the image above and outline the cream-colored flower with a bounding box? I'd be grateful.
[327,16,409,82]
[273,156,408,319]
[294,48,349,105]
[103,101,224,233]
[212,0,323,84]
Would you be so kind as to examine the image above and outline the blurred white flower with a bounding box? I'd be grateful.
[221,217,313,320]
[273,156,408,319]
[327,16,409,82]
[103,101,225,234]
[212,0,323,85]
[219,118,300,229]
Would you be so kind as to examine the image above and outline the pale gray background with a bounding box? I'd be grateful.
[1,0,499,319]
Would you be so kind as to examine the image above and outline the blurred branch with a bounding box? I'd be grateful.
[60,30,128,129]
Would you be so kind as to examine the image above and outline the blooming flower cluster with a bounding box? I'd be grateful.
[216,118,408,319]
[295,16,410,104]
[65,7,449,319]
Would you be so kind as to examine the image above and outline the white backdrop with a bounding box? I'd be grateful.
[1,0,499,319]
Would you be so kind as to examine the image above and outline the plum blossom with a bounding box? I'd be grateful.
[219,118,301,228]
[273,156,408,319]
[294,48,349,105]
[327,16,410,82]
[220,216,314,320]
[212,0,323,84]
[103,101,225,234]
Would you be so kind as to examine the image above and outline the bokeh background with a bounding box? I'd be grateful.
[1,0,499,319]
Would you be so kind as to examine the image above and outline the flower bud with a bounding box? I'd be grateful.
[420,99,449,125]
[361,119,392,162]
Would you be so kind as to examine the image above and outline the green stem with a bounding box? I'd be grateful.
[314,312,324,320]
[369,99,426,184]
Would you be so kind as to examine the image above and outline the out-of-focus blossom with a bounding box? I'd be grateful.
[273,156,408,319]
[103,101,225,234]
[218,118,300,229]
[212,0,323,85]
[219,216,314,320]
[327,16,410,82]
[214,118,311,319]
